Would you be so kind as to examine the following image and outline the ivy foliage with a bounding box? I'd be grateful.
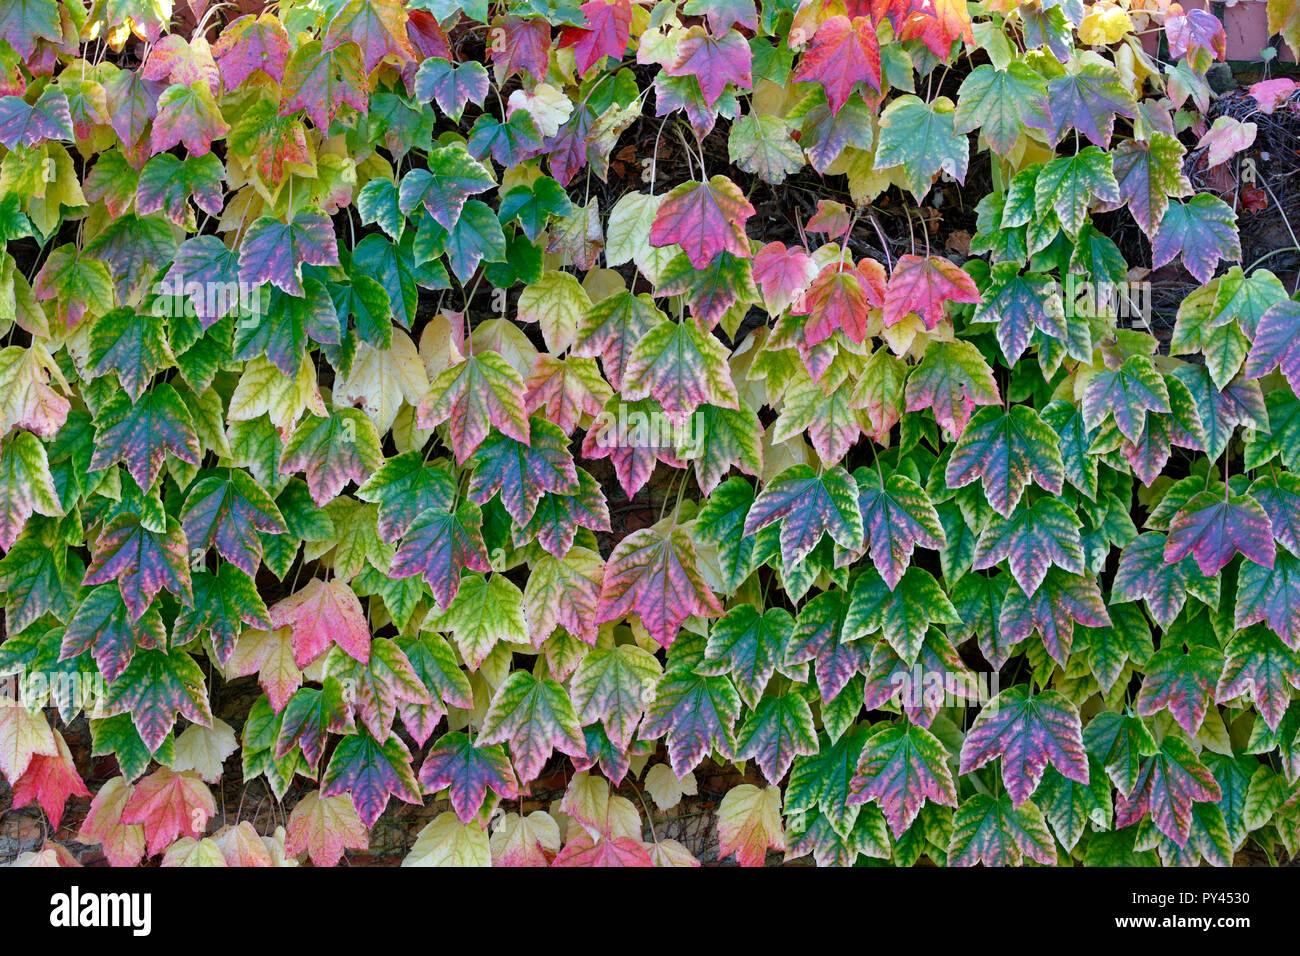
[1,0,1299,867]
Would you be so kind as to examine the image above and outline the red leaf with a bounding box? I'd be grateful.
[898,0,974,58]
[552,832,653,866]
[1164,491,1276,577]
[883,254,981,330]
[796,259,885,346]
[649,175,755,270]
[792,15,881,115]
[752,241,817,315]
[559,0,632,76]
[597,522,723,648]
[491,16,552,84]
[270,578,372,668]
[212,13,291,88]
[121,767,216,858]
[664,27,752,108]
[10,730,89,828]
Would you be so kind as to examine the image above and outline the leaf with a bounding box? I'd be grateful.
[874,94,969,200]
[794,260,882,345]
[467,417,578,525]
[559,0,632,75]
[491,810,561,866]
[785,589,871,703]
[853,469,944,589]
[884,254,981,331]
[792,15,880,114]
[355,452,456,542]
[1245,300,1300,397]
[61,583,165,682]
[418,352,530,463]
[172,719,237,784]
[698,605,792,708]
[269,578,372,668]
[77,776,146,868]
[1237,550,1300,651]
[597,521,723,648]
[0,704,56,786]
[478,671,587,783]
[181,470,286,577]
[0,430,61,552]
[1043,63,1136,148]
[735,693,818,784]
[728,112,804,185]
[238,212,340,297]
[1216,626,1300,731]
[848,721,958,838]
[0,86,72,148]
[999,569,1110,667]
[1112,532,1210,629]
[422,572,526,670]
[104,648,213,754]
[641,646,741,776]
[570,643,661,750]
[1115,734,1221,847]
[121,767,216,858]
[89,383,200,490]
[573,291,663,391]
[903,339,1000,438]
[743,464,864,567]
[1135,644,1223,736]
[1081,355,1170,445]
[211,13,291,88]
[0,0,62,59]
[845,566,960,663]
[284,790,368,867]
[977,266,1069,365]
[435,199,508,282]
[958,686,1089,806]
[665,26,752,108]
[279,38,368,130]
[321,730,422,828]
[84,514,192,620]
[389,501,491,608]
[972,497,1083,597]
[276,679,356,771]
[524,546,605,645]
[1151,195,1240,284]
[945,404,1065,517]
[716,783,783,866]
[955,62,1047,155]
[151,82,229,156]
[404,813,491,867]
[1109,133,1193,234]
[279,409,383,507]
[418,732,519,824]
[1164,490,1275,578]
[948,793,1056,866]
[649,175,755,270]
[1269,0,1300,55]
[135,152,224,227]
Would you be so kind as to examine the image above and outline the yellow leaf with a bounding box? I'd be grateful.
[172,718,237,784]
[716,783,784,866]
[161,836,229,866]
[1079,3,1134,45]
[403,812,491,866]
[644,764,697,812]
[336,330,429,436]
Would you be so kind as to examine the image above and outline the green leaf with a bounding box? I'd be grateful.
[873,94,968,200]
[479,670,587,783]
